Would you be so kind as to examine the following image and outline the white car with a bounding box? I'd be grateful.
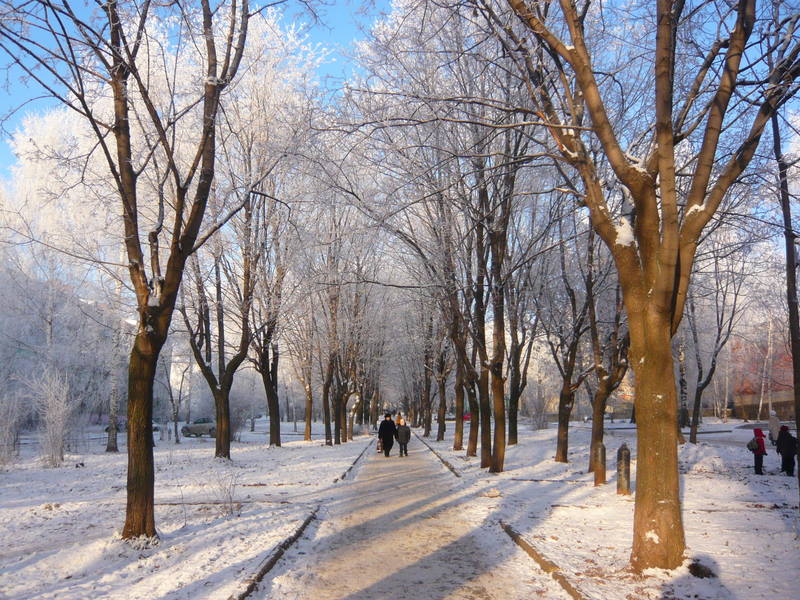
[181,418,216,437]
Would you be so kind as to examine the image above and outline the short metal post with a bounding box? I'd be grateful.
[593,443,606,486]
[617,442,631,495]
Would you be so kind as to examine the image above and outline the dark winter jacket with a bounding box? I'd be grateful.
[396,424,411,444]
[378,418,397,441]
[777,426,797,457]
[753,428,768,456]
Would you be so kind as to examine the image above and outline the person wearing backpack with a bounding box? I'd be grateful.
[747,428,768,475]
[776,425,797,477]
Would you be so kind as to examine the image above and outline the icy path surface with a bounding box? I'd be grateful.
[259,441,572,600]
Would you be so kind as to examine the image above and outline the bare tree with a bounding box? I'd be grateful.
[0,0,252,538]
[684,238,749,443]
[495,0,800,569]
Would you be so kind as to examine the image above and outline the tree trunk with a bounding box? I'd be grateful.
[771,113,800,509]
[554,385,574,463]
[322,389,332,445]
[213,389,231,459]
[629,311,685,571]
[478,368,491,468]
[689,382,708,444]
[677,337,687,444]
[588,381,610,473]
[508,358,520,446]
[436,376,447,441]
[489,272,506,472]
[122,336,160,539]
[422,376,433,437]
[453,361,464,451]
[106,369,120,453]
[333,392,342,445]
[304,382,313,441]
[341,395,349,442]
[370,389,380,430]
[173,405,181,444]
[321,361,333,446]
[263,369,281,447]
[466,382,479,457]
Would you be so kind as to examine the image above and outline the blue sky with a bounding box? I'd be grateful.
[0,0,390,180]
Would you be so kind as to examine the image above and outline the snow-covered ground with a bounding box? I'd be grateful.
[2,419,798,600]
[425,419,800,600]
[0,422,372,599]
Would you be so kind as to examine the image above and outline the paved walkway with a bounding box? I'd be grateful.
[260,438,571,600]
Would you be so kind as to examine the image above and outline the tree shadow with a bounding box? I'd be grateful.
[659,554,738,600]
[258,443,582,599]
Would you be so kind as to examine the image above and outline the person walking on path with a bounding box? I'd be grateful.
[378,413,397,457]
[776,425,797,476]
[396,418,411,457]
[768,410,781,446]
[748,428,768,475]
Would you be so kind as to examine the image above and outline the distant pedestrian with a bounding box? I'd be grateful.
[396,418,411,457]
[768,410,780,446]
[395,412,403,429]
[378,413,397,457]
[747,428,768,475]
[776,425,797,477]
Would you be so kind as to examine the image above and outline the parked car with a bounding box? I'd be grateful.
[181,418,216,438]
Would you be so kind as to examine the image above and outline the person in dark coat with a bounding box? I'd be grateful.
[378,413,397,457]
[751,428,768,475]
[776,425,797,477]
[396,418,411,457]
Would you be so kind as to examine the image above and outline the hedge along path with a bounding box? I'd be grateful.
[261,438,573,600]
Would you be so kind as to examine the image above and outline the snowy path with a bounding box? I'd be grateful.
[259,438,572,600]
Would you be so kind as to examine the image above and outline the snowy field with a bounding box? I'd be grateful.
[424,419,800,600]
[0,422,373,600]
[2,418,798,600]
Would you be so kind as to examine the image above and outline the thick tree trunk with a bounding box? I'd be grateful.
[122,336,160,539]
[629,312,685,571]
[263,371,281,447]
[478,368,491,468]
[588,381,611,473]
[489,220,508,472]
[554,385,574,463]
[489,290,506,472]
[213,389,231,459]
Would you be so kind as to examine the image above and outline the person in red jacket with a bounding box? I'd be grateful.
[750,428,768,475]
